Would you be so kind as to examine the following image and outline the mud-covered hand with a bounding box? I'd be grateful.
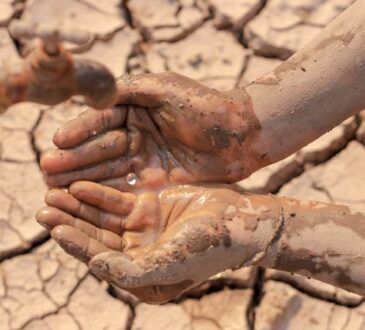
[41,72,265,189]
[36,182,280,303]
[41,0,365,183]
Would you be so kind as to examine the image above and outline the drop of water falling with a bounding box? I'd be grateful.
[126,173,137,186]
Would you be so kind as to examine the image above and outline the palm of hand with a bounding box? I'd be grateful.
[41,73,261,190]
[36,182,241,303]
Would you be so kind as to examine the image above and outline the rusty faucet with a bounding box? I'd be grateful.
[0,20,118,113]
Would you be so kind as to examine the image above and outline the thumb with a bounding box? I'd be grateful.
[89,251,144,288]
[89,250,189,289]
[89,250,196,304]
[116,73,167,108]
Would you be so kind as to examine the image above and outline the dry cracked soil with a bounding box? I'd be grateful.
[0,0,365,329]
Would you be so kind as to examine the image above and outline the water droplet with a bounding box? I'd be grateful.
[126,173,137,186]
[92,130,98,136]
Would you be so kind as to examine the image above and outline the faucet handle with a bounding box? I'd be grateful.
[1,20,117,111]
[9,20,92,55]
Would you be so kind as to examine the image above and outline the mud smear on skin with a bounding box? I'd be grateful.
[253,31,356,87]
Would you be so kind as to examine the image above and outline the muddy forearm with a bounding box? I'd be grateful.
[244,0,365,164]
[225,192,365,295]
[253,197,365,296]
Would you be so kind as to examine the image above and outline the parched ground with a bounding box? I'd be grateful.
[0,0,365,329]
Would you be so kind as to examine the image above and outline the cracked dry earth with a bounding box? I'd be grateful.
[0,0,365,329]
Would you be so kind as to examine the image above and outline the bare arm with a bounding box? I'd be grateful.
[40,0,365,189]
[259,197,365,296]
[247,0,365,163]
[36,183,365,303]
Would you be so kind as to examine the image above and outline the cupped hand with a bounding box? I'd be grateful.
[41,72,264,190]
[36,182,276,303]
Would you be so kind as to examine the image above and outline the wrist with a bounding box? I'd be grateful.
[223,193,283,269]
[223,87,271,181]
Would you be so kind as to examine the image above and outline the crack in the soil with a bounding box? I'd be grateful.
[311,181,334,203]
[326,302,336,330]
[266,131,359,196]
[125,41,145,74]
[188,314,223,330]
[121,0,134,29]
[153,15,213,44]
[176,276,255,303]
[131,5,213,44]
[235,52,254,89]
[0,182,50,262]
[66,310,83,330]
[75,0,117,16]
[0,233,50,263]
[269,278,364,308]
[29,109,44,166]
[18,272,89,330]
[340,309,351,330]
[247,267,265,330]
[239,0,268,48]
[107,285,137,330]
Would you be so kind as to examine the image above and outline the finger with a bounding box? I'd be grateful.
[127,126,144,157]
[45,157,129,188]
[120,231,147,251]
[69,181,136,215]
[45,189,124,234]
[123,192,159,232]
[127,106,166,146]
[53,108,126,149]
[117,74,166,107]
[41,130,128,175]
[51,225,110,264]
[37,207,124,251]
[45,189,99,222]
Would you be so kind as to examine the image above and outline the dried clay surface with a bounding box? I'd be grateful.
[1,0,365,329]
